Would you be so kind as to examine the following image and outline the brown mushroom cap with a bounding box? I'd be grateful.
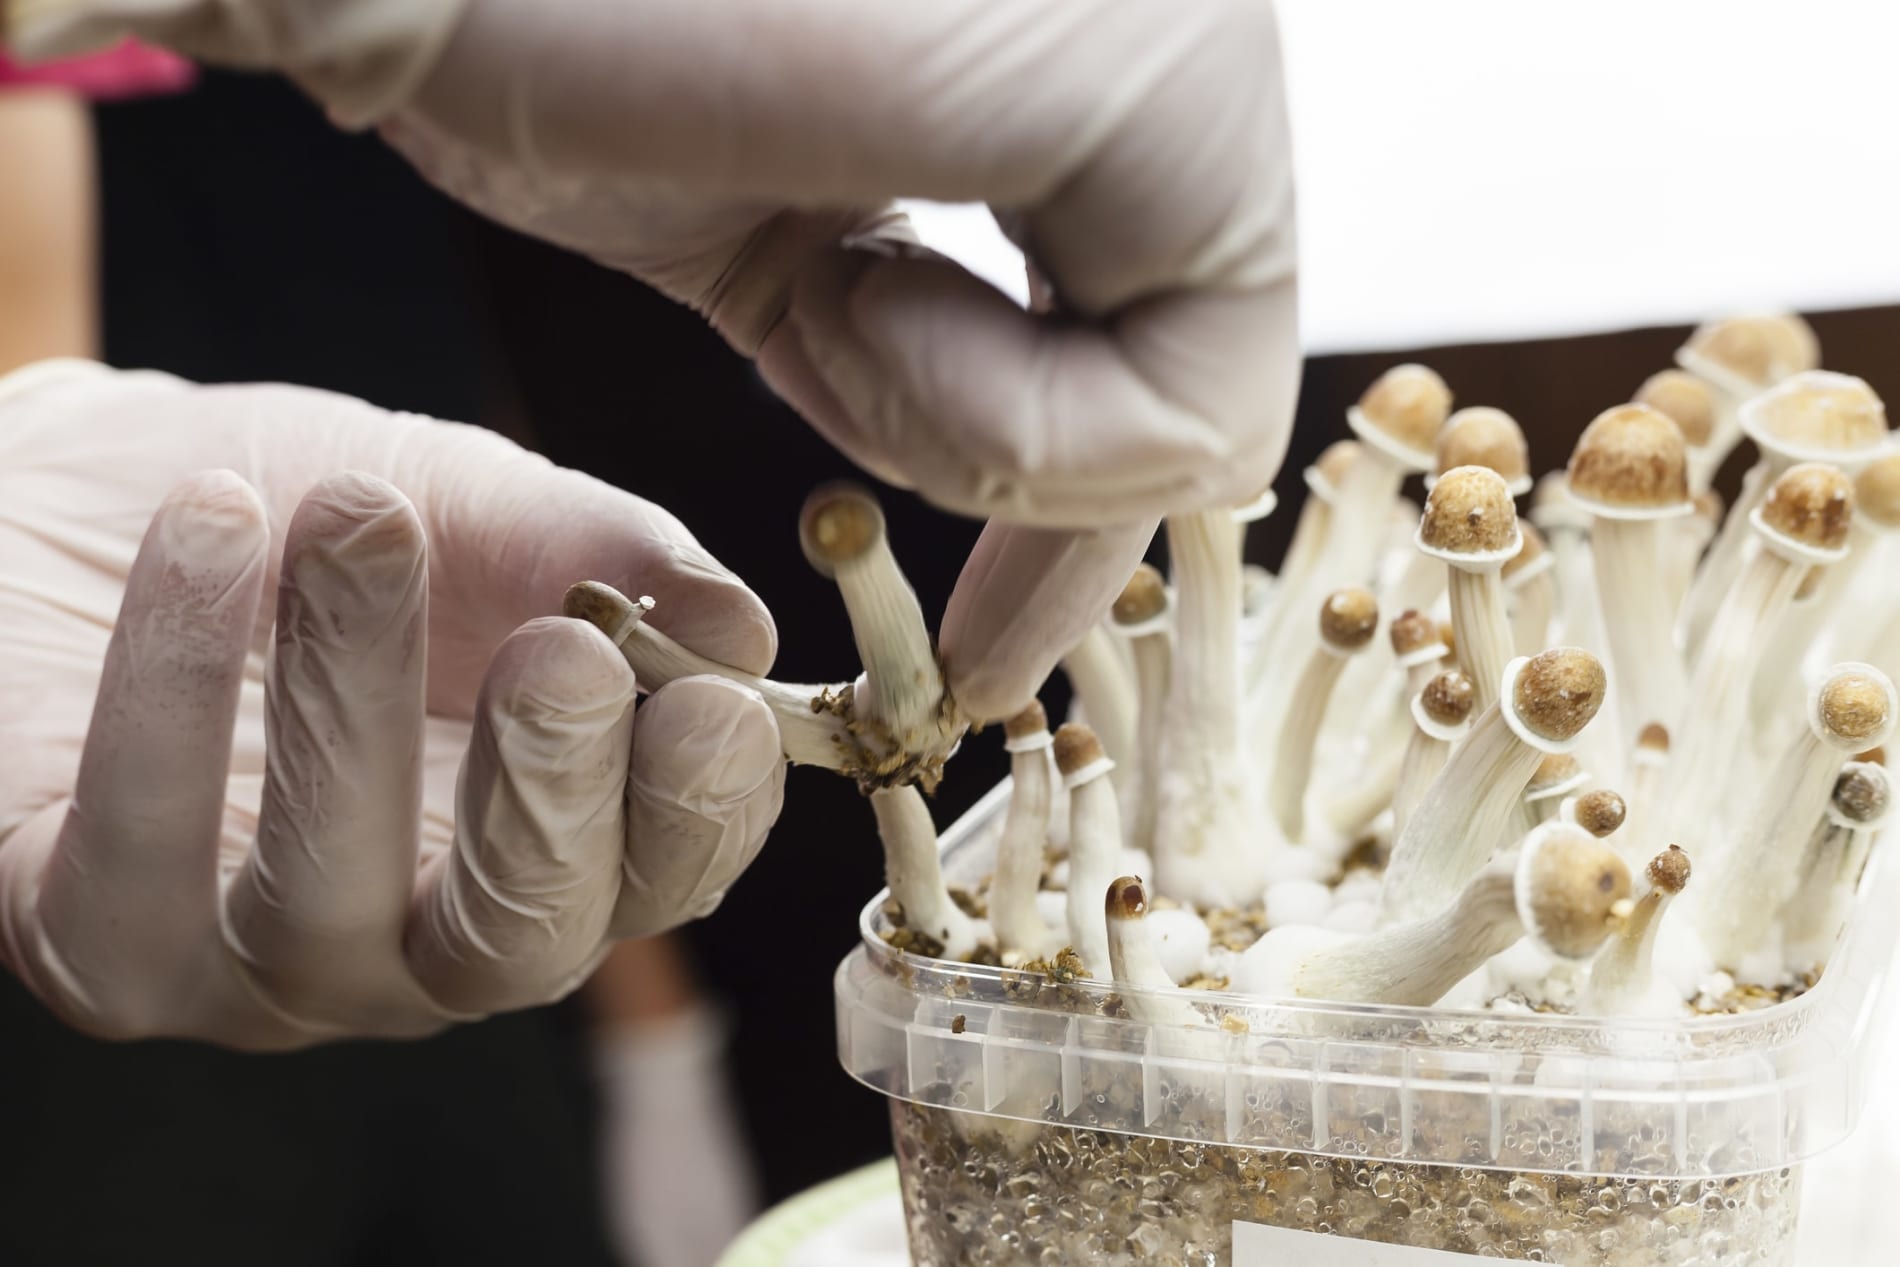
[1311,439,1363,495]
[1816,670,1895,748]
[1420,670,1478,727]
[1854,455,1900,530]
[799,482,885,575]
[1833,765,1890,825]
[1635,369,1717,448]
[1052,723,1106,776]
[1758,463,1856,553]
[1004,700,1049,740]
[1527,752,1585,796]
[1637,722,1671,755]
[1501,520,1548,582]
[1574,789,1629,838]
[1435,407,1531,486]
[1111,563,1169,626]
[1646,844,1692,895]
[1683,318,1778,389]
[1512,649,1608,743]
[1106,875,1149,921]
[1420,466,1521,557]
[1746,371,1887,457]
[1356,364,1452,458]
[1390,608,1443,659]
[1522,827,1632,959]
[562,579,638,633]
[1566,404,1691,512]
[1319,588,1380,652]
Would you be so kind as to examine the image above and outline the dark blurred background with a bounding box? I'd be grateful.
[4,67,1898,1266]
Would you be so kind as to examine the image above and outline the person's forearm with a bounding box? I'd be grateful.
[0,89,96,372]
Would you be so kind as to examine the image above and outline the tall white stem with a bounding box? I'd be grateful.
[1449,569,1513,713]
[1593,518,1687,744]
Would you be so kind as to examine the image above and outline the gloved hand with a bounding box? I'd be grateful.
[5,0,1301,529]
[0,361,788,1050]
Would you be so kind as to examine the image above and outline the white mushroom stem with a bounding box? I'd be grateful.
[1592,517,1689,742]
[869,785,982,961]
[565,581,852,773]
[1270,591,1379,841]
[1446,565,1516,712]
[802,485,951,748]
[1507,552,1556,656]
[1105,877,1203,1027]
[1697,668,1897,970]
[1587,847,1691,1018]
[1620,727,1672,867]
[1748,567,1836,735]
[1781,764,1891,961]
[1119,614,1172,859]
[1681,462,1773,657]
[1665,496,1720,616]
[1240,823,1627,1006]
[1392,689,1472,842]
[990,723,1062,964]
[1322,737,1409,841]
[1157,510,1269,907]
[1061,626,1137,783]
[1380,652,1604,925]
[1063,742,1125,976]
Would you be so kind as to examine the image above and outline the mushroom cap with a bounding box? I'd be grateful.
[1814,667,1897,750]
[1420,669,1478,727]
[1106,875,1149,921]
[1757,463,1856,555]
[799,481,886,575]
[1680,317,1780,391]
[1004,699,1049,740]
[1527,752,1586,797]
[1501,520,1549,583]
[1757,313,1822,377]
[562,579,639,632]
[1052,723,1107,775]
[1419,466,1522,560]
[1635,369,1717,448]
[1646,845,1692,895]
[1512,649,1608,744]
[1435,406,1532,491]
[1519,825,1633,959]
[1319,588,1380,652]
[1573,789,1629,838]
[1834,764,1891,826]
[1741,371,1887,463]
[1307,439,1363,501]
[1854,454,1900,530]
[1112,563,1169,626]
[1566,404,1691,515]
[1637,722,1671,754]
[1390,608,1443,659]
[1353,364,1452,464]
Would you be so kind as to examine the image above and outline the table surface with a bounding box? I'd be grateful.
[906,1,1900,356]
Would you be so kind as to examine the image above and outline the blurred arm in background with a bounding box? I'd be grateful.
[0,84,94,370]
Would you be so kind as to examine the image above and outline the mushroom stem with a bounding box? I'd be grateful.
[1697,666,1897,972]
[869,785,982,961]
[1586,846,1692,1017]
[1380,650,1607,926]
[564,581,857,775]
[1781,763,1891,963]
[1620,724,1672,866]
[1393,670,1477,841]
[1681,461,1775,657]
[1593,518,1689,741]
[1447,567,1516,712]
[801,484,959,755]
[1270,589,1379,841]
[990,703,1062,964]
[1240,822,1629,1006]
[1060,625,1137,789]
[1057,724,1125,975]
[1105,877,1203,1027]
[1157,511,1269,907]
[1416,466,1523,713]
[1112,566,1173,859]
[1748,565,1836,735]
[1506,536,1557,655]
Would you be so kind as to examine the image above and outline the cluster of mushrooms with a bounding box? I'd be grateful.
[567,312,1899,1025]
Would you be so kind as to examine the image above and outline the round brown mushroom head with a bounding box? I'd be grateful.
[1523,829,1632,959]
[1566,404,1690,512]
[1748,371,1887,456]
[1634,369,1716,448]
[1758,463,1856,553]
[1513,649,1608,743]
[1357,364,1453,457]
[1420,466,1520,556]
[1435,407,1531,486]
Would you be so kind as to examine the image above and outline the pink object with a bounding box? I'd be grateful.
[0,39,195,99]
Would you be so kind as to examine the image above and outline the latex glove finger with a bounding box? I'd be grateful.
[940,519,1159,723]
[2,470,268,1037]
[406,617,634,1015]
[762,249,1299,528]
[223,474,450,1038]
[610,675,784,940]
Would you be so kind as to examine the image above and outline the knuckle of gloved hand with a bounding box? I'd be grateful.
[632,677,782,815]
[488,617,637,720]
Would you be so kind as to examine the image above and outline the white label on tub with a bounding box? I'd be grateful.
[1234,1222,1489,1265]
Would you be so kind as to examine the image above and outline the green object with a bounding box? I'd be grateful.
[715,1159,902,1267]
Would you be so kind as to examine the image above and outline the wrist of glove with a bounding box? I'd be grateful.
[3,0,463,127]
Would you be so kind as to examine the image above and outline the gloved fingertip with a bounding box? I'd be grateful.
[485,616,638,723]
[158,468,271,558]
[285,472,428,608]
[632,676,783,810]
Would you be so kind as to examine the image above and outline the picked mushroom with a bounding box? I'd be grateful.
[1416,466,1524,713]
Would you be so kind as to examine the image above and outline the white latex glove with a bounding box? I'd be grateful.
[5,0,1301,530]
[0,361,788,1050]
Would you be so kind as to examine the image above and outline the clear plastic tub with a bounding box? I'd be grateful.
[834,781,1900,1265]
